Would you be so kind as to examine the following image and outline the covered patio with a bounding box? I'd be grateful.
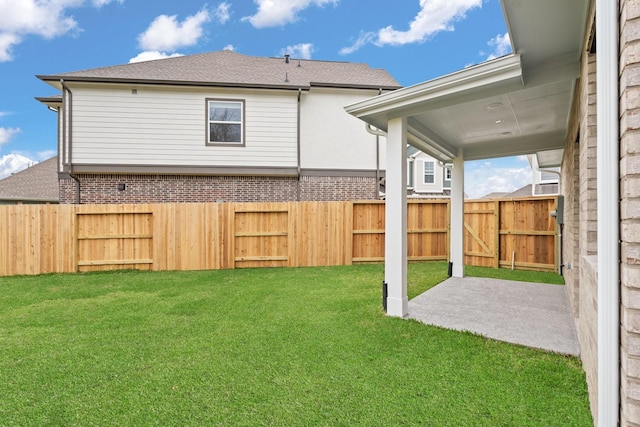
[346,0,621,424]
[346,0,587,316]
[408,276,580,356]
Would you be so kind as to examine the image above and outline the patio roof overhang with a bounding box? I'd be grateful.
[345,0,590,164]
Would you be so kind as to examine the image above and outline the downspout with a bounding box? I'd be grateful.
[297,88,301,201]
[365,123,388,199]
[596,0,619,425]
[60,79,80,204]
[537,168,562,275]
[376,88,382,199]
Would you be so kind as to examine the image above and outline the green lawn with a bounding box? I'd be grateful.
[0,264,591,426]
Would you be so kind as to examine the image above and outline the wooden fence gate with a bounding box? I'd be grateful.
[75,210,153,272]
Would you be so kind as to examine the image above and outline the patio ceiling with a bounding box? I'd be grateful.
[345,0,590,164]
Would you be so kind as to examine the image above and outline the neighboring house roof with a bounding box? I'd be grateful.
[481,191,509,199]
[506,184,533,198]
[37,50,402,91]
[0,157,59,203]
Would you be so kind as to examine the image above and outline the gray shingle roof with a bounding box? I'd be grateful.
[38,50,401,90]
[0,157,58,202]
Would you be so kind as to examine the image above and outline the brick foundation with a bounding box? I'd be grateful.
[58,174,379,204]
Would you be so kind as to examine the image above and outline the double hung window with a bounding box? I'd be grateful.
[423,161,435,184]
[207,99,244,145]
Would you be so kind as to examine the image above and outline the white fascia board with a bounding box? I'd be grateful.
[344,54,523,123]
[536,149,565,168]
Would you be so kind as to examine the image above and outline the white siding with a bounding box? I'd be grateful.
[412,152,444,193]
[70,84,298,168]
[300,88,384,171]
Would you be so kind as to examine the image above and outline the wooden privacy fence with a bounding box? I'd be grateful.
[0,197,558,276]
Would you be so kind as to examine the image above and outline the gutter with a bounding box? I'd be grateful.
[59,79,72,170]
[60,79,80,204]
[596,0,620,425]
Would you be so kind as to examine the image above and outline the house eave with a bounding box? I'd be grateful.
[36,75,314,92]
[344,53,523,128]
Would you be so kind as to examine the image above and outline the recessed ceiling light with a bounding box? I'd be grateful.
[486,102,503,110]
[495,119,504,124]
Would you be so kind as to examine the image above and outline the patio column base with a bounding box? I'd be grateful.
[386,296,408,318]
[452,264,464,278]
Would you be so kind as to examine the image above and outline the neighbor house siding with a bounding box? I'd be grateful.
[69,84,299,168]
[410,152,445,194]
[299,88,383,172]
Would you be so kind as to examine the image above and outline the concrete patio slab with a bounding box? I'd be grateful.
[407,277,580,356]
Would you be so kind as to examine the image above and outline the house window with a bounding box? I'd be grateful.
[445,168,452,181]
[423,161,435,184]
[207,99,244,145]
[407,159,414,188]
[541,167,560,182]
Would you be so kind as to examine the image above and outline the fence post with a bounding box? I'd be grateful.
[494,200,500,268]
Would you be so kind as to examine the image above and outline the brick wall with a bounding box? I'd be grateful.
[58,174,379,204]
[299,175,378,201]
[620,0,640,424]
[579,50,600,422]
[561,13,600,421]
[562,137,580,318]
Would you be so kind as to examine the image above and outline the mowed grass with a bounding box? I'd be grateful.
[0,263,591,426]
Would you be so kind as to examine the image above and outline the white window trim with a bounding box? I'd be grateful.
[206,98,245,146]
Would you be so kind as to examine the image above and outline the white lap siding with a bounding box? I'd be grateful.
[69,84,299,168]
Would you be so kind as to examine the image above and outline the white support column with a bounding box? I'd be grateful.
[450,149,465,278]
[385,117,408,317]
[596,0,619,424]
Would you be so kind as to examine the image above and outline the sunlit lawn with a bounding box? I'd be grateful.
[0,263,590,426]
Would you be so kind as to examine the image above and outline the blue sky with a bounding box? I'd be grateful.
[0,0,532,198]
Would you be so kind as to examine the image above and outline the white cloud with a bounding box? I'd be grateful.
[280,43,314,59]
[0,33,19,62]
[91,0,123,6]
[129,51,184,63]
[341,0,481,54]
[243,0,338,29]
[215,2,231,24]
[223,44,236,51]
[0,0,123,62]
[464,161,532,199]
[485,32,511,60]
[339,32,375,55]
[0,127,20,146]
[37,150,57,160]
[138,9,211,52]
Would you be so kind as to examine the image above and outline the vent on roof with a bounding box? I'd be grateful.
[284,54,290,64]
